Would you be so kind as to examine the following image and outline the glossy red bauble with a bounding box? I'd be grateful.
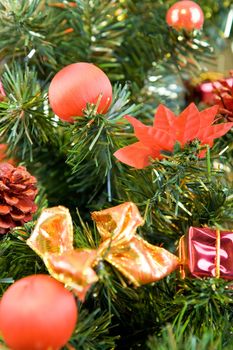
[48,62,112,122]
[166,1,204,31]
[0,275,77,350]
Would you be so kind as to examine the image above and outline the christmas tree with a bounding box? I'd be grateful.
[0,0,232,349]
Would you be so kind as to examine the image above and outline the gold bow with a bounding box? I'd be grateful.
[27,202,178,300]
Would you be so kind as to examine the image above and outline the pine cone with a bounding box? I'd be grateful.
[0,163,37,234]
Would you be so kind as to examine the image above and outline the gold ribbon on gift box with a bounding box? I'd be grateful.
[215,229,221,278]
[27,202,178,300]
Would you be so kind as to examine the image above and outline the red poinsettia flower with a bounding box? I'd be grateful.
[114,103,233,169]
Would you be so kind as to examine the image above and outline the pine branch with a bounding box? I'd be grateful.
[147,323,233,350]
[115,0,214,91]
[0,0,71,73]
[68,308,117,350]
[65,84,139,202]
[0,63,55,160]
[164,278,233,338]
[90,271,178,349]
[51,0,215,90]
[114,144,232,245]
[24,140,76,208]
[73,209,100,249]
[33,185,49,218]
[56,0,126,80]
[0,185,47,294]
[0,232,46,295]
[67,209,178,348]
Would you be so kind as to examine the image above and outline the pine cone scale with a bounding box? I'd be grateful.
[17,198,36,213]
[23,189,37,198]
[3,193,19,206]
[0,205,11,215]
[22,214,33,222]
[11,212,26,220]
[0,181,9,191]
[0,215,14,229]
[10,184,27,191]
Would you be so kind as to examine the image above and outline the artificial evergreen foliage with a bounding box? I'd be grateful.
[0,1,232,349]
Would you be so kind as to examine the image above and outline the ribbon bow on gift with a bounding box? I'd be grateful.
[27,202,178,300]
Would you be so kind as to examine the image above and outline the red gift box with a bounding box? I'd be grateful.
[179,227,233,279]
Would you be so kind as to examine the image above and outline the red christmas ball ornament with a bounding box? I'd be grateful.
[48,62,112,122]
[0,275,77,350]
[166,1,204,31]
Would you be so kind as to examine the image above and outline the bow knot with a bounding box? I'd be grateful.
[27,202,178,300]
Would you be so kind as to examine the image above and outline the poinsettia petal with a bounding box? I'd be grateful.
[125,116,155,145]
[199,105,219,128]
[198,149,207,158]
[199,122,233,144]
[153,104,177,131]
[114,142,161,169]
[126,115,175,150]
[175,103,200,145]
[125,115,147,131]
[196,105,219,140]
[152,129,176,150]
